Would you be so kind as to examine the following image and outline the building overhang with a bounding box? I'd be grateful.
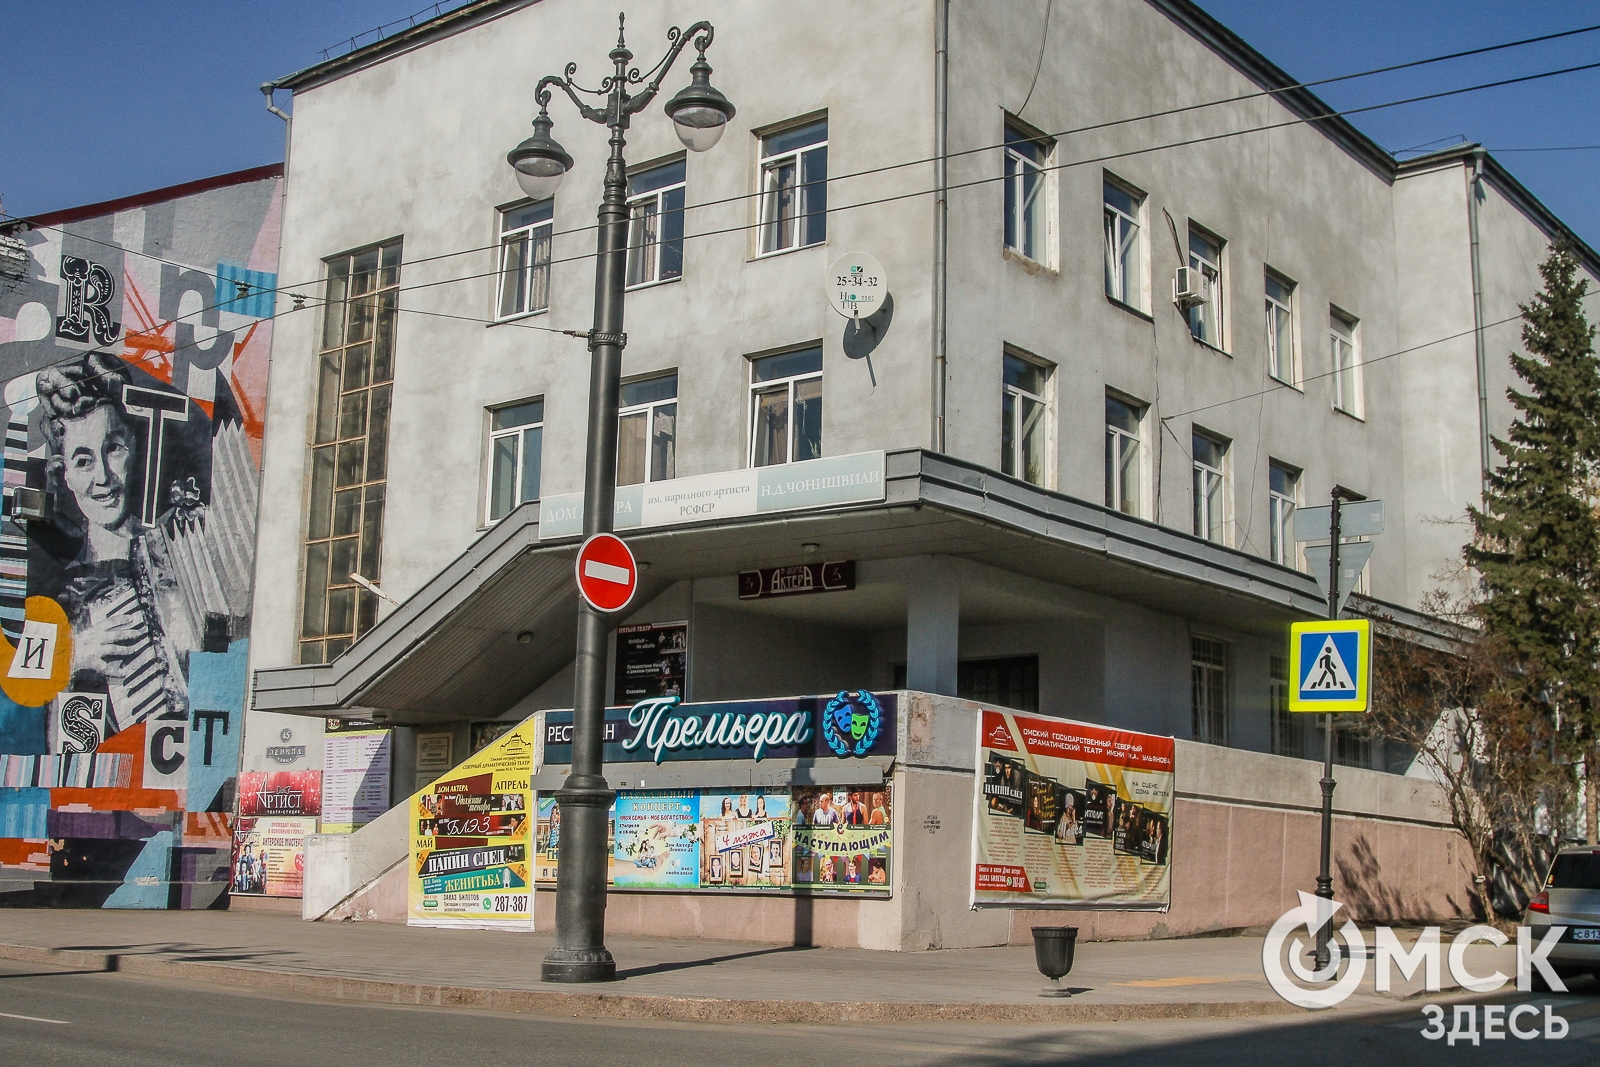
[252,449,1454,722]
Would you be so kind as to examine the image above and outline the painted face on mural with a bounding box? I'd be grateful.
[59,404,136,531]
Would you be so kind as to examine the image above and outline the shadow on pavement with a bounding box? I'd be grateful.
[615,945,816,981]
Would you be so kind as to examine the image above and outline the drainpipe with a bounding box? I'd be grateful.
[932,0,949,453]
[1468,148,1490,496]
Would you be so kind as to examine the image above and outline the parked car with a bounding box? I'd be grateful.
[1525,845,1600,990]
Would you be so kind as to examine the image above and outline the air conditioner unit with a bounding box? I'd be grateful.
[7,487,52,523]
[1173,265,1207,310]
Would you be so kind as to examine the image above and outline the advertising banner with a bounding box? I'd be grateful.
[230,816,316,898]
[699,790,793,889]
[321,729,391,834]
[612,790,698,888]
[971,710,1173,910]
[408,719,536,929]
[792,786,892,891]
[237,770,322,818]
[533,794,615,886]
[543,691,896,766]
[614,621,688,704]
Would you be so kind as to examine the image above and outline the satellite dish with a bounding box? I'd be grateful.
[827,253,887,319]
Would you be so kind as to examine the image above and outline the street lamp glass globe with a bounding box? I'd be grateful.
[664,55,735,153]
[506,112,573,200]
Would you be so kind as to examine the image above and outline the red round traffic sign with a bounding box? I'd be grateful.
[574,533,638,613]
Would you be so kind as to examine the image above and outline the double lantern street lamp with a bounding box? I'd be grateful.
[506,15,735,984]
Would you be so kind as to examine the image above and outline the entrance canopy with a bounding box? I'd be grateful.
[252,449,1449,723]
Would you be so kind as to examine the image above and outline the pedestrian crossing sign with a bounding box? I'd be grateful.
[1288,619,1371,713]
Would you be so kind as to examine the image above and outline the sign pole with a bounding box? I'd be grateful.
[1313,491,1343,973]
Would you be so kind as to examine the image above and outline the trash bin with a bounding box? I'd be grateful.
[1031,926,1078,997]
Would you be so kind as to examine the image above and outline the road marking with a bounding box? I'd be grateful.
[0,1011,69,1025]
[583,559,629,584]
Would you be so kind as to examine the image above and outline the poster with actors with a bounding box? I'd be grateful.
[613,790,698,889]
[792,785,892,891]
[699,790,792,889]
[971,710,1173,910]
[230,816,316,898]
[532,793,615,886]
[612,620,687,703]
[407,718,535,929]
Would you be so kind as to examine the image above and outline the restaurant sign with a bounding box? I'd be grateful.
[543,691,897,766]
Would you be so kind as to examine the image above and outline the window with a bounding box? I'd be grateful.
[1002,351,1050,487]
[626,159,686,288]
[750,346,822,467]
[1330,311,1362,417]
[496,200,553,319]
[1105,394,1142,516]
[301,240,401,665]
[1191,635,1229,746]
[892,655,1039,713]
[1324,718,1372,769]
[486,399,544,523]
[1003,121,1051,263]
[1270,654,1303,758]
[617,374,676,486]
[1103,179,1143,308]
[1264,270,1295,383]
[1269,461,1299,567]
[1187,227,1224,347]
[759,118,827,254]
[1191,431,1228,544]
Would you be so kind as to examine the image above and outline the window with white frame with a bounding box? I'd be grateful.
[1187,227,1225,347]
[1330,310,1362,417]
[497,200,553,319]
[626,159,686,288]
[1269,460,1299,567]
[759,118,827,254]
[486,398,543,524]
[1191,635,1229,746]
[749,347,822,467]
[1002,351,1050,487]
[1103,179,1143,308]
[1003,121,1051,263]
[1192,431,1229,544]
[1270,654,1303,758]
[617,374,677,486]
[1264,269,1295,384]
[1105,394,1142,516]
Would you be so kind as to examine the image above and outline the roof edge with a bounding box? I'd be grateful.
[4,163,284,233]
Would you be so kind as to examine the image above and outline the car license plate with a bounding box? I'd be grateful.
[1570,927,1600,943]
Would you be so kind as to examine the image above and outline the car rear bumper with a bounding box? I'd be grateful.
[1530,922,1600,969]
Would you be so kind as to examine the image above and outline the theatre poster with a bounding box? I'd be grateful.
[970,710,1173,911]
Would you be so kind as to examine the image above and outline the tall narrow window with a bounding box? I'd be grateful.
[1192,431,1228,544]
[1187,227,1224,347]
[1264,270,1295,383]
[1270,654,1303,758]
[1105,394,1142,516]
[626,159,686,288]
[750,347,823,467]
[486,399,543,523]
[1002,351,1050,487]
[1003,121,1051,263]
[1330,311,1362,417]
[1269,461,1299,567]
[1103,179,1143,308]
[497,200,553,318]
[759,118,827,254]
[302,240,401,665]
[617,374,677,486]
[1191,635,1229,746]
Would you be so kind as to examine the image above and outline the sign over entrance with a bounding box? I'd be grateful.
[1288,619,1371,713]
[575,533,638,613]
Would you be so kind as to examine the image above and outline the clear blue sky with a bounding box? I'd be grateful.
[3,1,1599,245]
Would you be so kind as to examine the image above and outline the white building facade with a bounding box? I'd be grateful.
[243,0,1600,942]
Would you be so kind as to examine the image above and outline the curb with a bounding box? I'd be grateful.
[0,943,1304,1024]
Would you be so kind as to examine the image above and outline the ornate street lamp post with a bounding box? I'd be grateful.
[507,14,734,984]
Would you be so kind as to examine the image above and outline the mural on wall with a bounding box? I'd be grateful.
[0,170,279,908]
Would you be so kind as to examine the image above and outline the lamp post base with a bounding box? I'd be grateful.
[541,947,617,984]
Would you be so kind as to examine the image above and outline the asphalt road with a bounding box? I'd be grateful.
[2,957,1597,1067]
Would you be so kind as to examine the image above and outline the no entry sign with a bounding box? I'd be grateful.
[575,533,638,613]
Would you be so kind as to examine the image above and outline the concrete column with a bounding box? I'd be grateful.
[905,560,958,695]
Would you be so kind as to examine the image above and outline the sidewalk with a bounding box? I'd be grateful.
[0,909,1500,1024]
